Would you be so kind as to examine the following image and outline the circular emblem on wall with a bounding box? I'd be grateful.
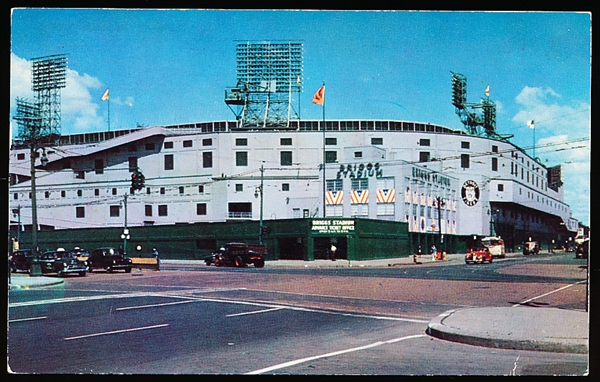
[461,180,480,206]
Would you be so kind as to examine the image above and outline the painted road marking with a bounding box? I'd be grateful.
[226,307,284,317]
[246,334,428,374]
[9,316,47,323]
[64,324,169,341]
[116,300,198,311]
[512,280,587,307]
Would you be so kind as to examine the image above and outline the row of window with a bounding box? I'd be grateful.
[79,203,208,219]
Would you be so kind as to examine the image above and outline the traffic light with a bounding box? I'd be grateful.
[130,169,145,191]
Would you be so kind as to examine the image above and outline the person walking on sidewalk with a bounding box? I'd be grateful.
[152,248,160,270]
[330,244,337,261]
[431,245,437,261]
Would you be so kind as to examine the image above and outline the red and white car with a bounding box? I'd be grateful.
[465,247,493,264]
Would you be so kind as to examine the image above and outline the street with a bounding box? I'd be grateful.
[7,252,589,375]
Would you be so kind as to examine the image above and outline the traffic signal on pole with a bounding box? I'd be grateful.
[131,169,145,191]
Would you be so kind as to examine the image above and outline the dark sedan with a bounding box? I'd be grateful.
[38,250,88,276]
[9,249,34,272]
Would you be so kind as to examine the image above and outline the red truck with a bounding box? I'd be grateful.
[208,242,266,268]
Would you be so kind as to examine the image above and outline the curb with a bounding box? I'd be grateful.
[426,309,588,354]
[8,275,65,289]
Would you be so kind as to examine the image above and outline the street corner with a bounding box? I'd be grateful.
[8,274,65,289]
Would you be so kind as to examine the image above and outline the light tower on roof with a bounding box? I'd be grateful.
[225,40,303,129]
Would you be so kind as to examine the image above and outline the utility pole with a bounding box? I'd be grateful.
[259,164,264,245]
[435,196,445,252]
[121,194,129,256]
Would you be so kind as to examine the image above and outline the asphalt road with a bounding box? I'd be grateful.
[7,252,589,375]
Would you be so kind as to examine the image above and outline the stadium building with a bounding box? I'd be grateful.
[9,42,580,260]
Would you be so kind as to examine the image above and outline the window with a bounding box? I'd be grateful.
[202,138,212,146]
[282,183,290,191]
[61,190,66,198]
[235,184,243,192]
[460,154,470,168]
[76,206,85,218]
[492,145,498,153]
[183,140,193,148]
[110,205,120,217]
[95,159,104,174]
[325,137,337,145]
[198,185,204,193]
[326,179,343,191]
[236,151,248,166]
[325,151,337,163]
[145,143,155,150]
[492,157,498,171]
[280,138,292,145]
[281,151,292,166]
[371,137,383,145]
[203,152,213,168]
[179,186,184,194]
[158,205,168,216]
[461,141,470,149]
[74,171,85,179]
[498,184,504,192]
[112,188,117,195]
[145,205,152,217]
[419,151,430,162]
[94,189,100,196]
[17,153,25,160]
[236,138,248,146]
[419,138,430,146]
[44,191,50,199]
[77,190,83,197]
[164,141,173,149]
[128,157,138,172]
[13,193,18,200]
[228,202,252,218]
[197,203,207,215]
[354,151,363,158]
[351,178,369,190]
[164,154,174,170]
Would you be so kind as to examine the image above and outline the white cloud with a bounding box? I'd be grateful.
[10,53,107,135]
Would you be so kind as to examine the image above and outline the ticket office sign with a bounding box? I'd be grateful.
[311,219,355,235]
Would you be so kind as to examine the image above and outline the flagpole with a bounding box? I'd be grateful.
[321,81,326,218]
[107,97,111,132]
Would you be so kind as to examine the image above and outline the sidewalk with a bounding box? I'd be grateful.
[8,273,64,289]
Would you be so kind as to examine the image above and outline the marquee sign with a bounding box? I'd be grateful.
[461,180,480,206]
[311,219,355,235]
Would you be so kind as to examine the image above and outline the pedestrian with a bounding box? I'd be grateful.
[330,244,337,261]
[431,245,437,261]
[152,247,160,270]
[417,246,422,258]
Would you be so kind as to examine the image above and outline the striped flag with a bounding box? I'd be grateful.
[312,85,325,105]
[101,88,110,101]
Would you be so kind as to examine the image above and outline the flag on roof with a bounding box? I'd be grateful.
[312,85,325,105]
[101,88,109,101]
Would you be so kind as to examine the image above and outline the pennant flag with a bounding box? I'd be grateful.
[527,120,535,129]
[312,85,325,105]
[485,85,490,97]
[101,88,110,101]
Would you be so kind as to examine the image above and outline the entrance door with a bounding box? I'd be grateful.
[314,237,347,260]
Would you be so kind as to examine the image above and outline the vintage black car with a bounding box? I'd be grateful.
[210,242,266,268]
[38,250,88,277]
[9,249,35,272]
[89,247,132,273]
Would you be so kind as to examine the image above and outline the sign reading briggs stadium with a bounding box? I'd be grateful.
[336,162,383,179]
[311,219,356,235]
[411,166,451,187]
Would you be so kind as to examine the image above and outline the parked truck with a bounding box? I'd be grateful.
[209,242,266,268]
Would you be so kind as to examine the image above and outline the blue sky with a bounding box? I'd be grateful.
[10,9,591,225]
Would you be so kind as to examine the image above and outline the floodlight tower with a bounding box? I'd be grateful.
[31,54,68,141]
[225,41,303,129]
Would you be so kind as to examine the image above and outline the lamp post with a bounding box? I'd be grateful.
[255,164,264,245]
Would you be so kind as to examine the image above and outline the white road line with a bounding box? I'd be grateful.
[226,307,284,317]
[246,334,428,375]
[116,300,198,311]
[64,324,169,341]
[9,316,47,323]
[513,280,586,307]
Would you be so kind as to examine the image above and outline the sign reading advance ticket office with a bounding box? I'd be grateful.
[311,219,355,235]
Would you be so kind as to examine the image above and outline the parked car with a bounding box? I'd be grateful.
[89,247,132,273]
[212,242,266,268]
[523,241,540,256]
[38,250,87,276]
[575,239,589,259]
[71,247,91,264]
[9,249,35,273]
[465,247,493,264]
